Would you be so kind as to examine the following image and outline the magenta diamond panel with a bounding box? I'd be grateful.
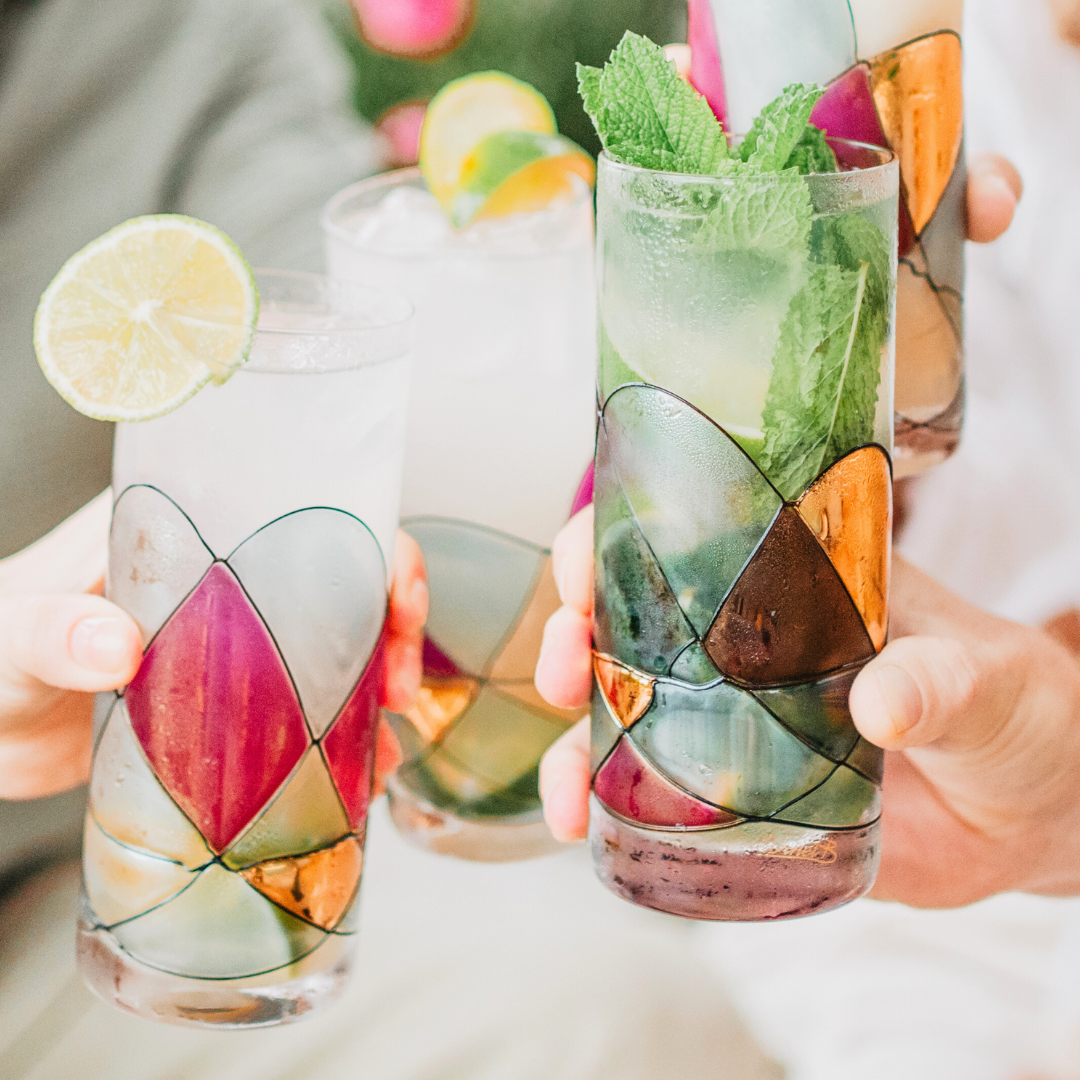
[125,562,310,854]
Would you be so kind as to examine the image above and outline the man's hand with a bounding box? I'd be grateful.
[0,496,427,802]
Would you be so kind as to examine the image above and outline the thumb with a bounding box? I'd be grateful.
[849,636,983,751]
[0,594,142,698]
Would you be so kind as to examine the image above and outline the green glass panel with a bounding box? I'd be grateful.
[222,748,351,870]
[594,416,695,675]
[753,666,862,763]
[669,642,722,685]
[405,518,545,677]
[632,680,835,818]
[774,763,880,828]
[845,736,885,786]
[112,864,326,979]
[604,384,782,638]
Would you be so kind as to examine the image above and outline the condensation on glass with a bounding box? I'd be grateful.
[591,146,898,921]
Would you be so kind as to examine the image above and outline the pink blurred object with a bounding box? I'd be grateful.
[376,100,428,168]
[352,0,475,59]
[687,0,728,128]
[570,462,594,517]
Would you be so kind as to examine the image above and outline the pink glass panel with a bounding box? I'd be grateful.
[570,462,594,518]
[810,64,887,150]
[687,0,728,127]
[323,632,387,829]
[125,562,310,854]
[593,736,738,829]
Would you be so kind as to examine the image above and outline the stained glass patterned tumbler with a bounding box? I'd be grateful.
[322,169,596,861]
[76,271,413,1026]
[591,144,898,920]
[696,0,965,476]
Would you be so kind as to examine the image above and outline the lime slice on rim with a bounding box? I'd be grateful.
[451,130,596,228]
[419,71,556,213]
[35,215,259,422]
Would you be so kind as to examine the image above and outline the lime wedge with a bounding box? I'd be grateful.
[419,71,556,213]
[451,130,596,228]
[35,215,258,422]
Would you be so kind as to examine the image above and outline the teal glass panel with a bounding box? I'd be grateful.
[405,518,546,677]
[594,415,695,675]
[632,679,835,818]
[845,736,885,785]
[603,384,782,638]
[753,665,862,762]
[591,678,624,778]
[774,763,880,828]
[669,641,722,685]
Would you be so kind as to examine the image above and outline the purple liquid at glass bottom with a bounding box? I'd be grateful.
[588,797,879,922]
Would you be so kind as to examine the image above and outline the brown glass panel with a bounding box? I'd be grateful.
[796,446,891,651]
[869,32,964,235]
[240,836,363,931]
[403,676,479,745]
[705,508,875,685]
[593,653,656,729]
[895,259,963,421]
[488,556,560,682]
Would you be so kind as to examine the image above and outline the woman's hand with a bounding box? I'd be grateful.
[0,496,427,801]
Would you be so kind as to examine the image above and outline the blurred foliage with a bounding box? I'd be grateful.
[324,0,688,155]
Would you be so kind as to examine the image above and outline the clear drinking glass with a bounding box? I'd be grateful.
[591,142,898,921]
[77,270,413,1026]
[702,0,965,476]
[322,170,597,862]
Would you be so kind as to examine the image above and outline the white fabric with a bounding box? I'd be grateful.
[704,3,1080,1077]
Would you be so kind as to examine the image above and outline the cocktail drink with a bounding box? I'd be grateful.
[582,37,898,920]
[75,270,413,1024]
[322,149,596,860]
[693,0,965,476]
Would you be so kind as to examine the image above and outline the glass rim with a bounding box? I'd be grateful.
[319,166,594,260]
[251,268,414,335]
[596,137,897,184]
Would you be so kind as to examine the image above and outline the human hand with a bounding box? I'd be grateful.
[0,495,426,802]
[535,506,1080,907]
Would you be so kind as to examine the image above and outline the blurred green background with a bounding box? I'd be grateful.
[323,0,688,156]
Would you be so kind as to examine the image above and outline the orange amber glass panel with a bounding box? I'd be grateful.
[706,509,875,686]
[593,653,656,729]
[869,32,963,235]
[240,836,362,931]
[488,556,560,682]
[403,676,478,745]
[796,447,891,652]
[895,259,963,419]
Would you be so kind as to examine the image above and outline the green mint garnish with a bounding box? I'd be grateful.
[759,215,891,500]
[576,33,729,175]
[583,33,891,500]
[738,84,825,171]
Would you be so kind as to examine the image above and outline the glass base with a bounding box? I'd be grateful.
[893,383,965,478]
[589,796,879,921]
[76,916,356,1028]
[386,775,563,862]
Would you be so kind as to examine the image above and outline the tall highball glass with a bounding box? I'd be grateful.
[702,0,965,475]
[77,271,413,1026]
[591,143,898,920]
[322,170,596,862]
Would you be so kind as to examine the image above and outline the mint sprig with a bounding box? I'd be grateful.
[576,33,730,175]
[739,84,824,172]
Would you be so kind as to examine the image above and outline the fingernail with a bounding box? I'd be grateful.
[71,617,129,672]
[874,665,924,735]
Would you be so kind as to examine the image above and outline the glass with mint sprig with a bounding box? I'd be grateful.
[583,33,898,922]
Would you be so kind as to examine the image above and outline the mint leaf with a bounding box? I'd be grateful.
[697,169,813,252]
[579,32,729,175]
[813,212,891,317]
[758,262,880,501]
[785,124,838,175]
[740,84,825,172]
